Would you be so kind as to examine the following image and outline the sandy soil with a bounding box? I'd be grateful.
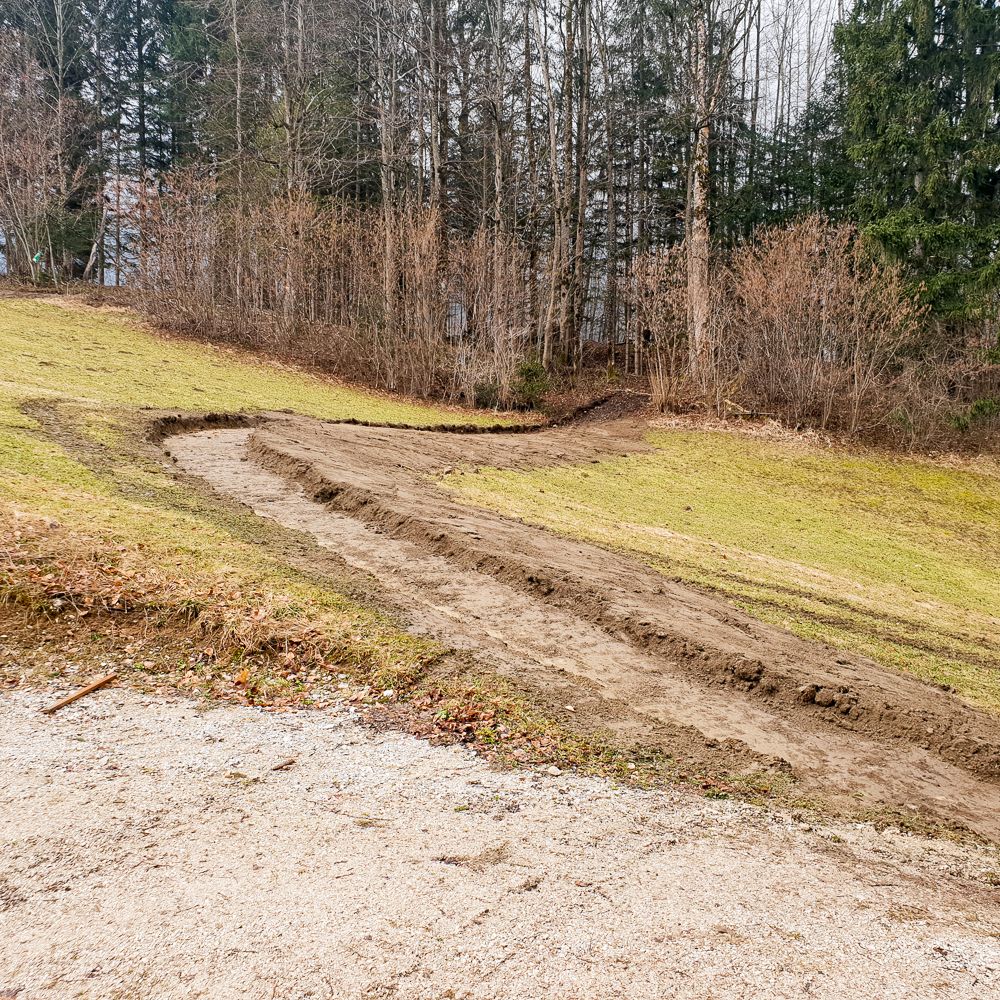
[164,416,1000,839]
[2,685,999,1000]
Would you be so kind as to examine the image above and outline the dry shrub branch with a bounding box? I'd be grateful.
[630,245,693,412]
[630,216,999,447]
[135,173,533,408]
[713,216,926,435]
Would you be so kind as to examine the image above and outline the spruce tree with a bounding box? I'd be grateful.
[836,0,1000,320]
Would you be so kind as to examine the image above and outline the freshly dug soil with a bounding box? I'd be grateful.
[165,410,1000,839]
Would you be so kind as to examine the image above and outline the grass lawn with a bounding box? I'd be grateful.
[0,296,501,702]
[0,296,498,423]
[446,427,1000,712]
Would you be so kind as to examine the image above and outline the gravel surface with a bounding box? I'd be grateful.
[2,686,999,999]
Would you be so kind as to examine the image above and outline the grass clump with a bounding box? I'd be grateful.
[445,428,1000,712]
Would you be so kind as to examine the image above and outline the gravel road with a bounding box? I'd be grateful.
[2,686,998,999]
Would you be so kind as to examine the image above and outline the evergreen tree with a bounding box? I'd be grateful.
[836,0,1000,319]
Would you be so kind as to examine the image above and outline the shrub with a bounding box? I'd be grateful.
[629,245,691,412]
[952,397,1000,434]
[711,216,925,434]
[511,358,550,410]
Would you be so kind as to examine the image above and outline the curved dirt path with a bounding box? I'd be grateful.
[166,416,1000,839]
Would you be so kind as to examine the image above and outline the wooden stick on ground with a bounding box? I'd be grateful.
[41,672,117,715]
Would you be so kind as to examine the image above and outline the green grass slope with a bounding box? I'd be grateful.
[446,428,1000,712]
[0,296,492,424]
[0,297,495,701]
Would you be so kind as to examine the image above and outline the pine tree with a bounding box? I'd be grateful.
[836,0,1000,319]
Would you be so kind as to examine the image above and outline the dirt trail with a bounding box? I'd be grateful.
[166,415,1000,839]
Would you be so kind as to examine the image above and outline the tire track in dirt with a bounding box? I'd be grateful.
[166,418,1000,839]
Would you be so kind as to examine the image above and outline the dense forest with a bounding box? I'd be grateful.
[0,0,997,442]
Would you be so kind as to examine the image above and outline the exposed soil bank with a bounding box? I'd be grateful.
[166,413,1000,839]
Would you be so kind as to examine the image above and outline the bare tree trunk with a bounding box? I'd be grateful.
[531,0,567,370]
[571,0,591,368]
[376,15,400,344]
[687,13,710,374]
[82,204,108,282]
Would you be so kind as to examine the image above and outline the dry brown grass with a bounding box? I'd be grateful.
[1,511,439,704]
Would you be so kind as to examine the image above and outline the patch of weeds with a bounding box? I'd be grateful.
[1,512,444,709]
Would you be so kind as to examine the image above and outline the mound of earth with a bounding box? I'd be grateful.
[164,408,1000,839]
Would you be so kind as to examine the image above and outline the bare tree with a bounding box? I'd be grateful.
[676,0,753,375]
[0,35,84,284]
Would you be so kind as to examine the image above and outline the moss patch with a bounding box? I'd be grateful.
[446,429,1000,712]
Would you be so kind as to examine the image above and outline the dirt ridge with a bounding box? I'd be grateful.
[148,391,639,448]
[245,424,1000,787]
[145,410,265,443]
